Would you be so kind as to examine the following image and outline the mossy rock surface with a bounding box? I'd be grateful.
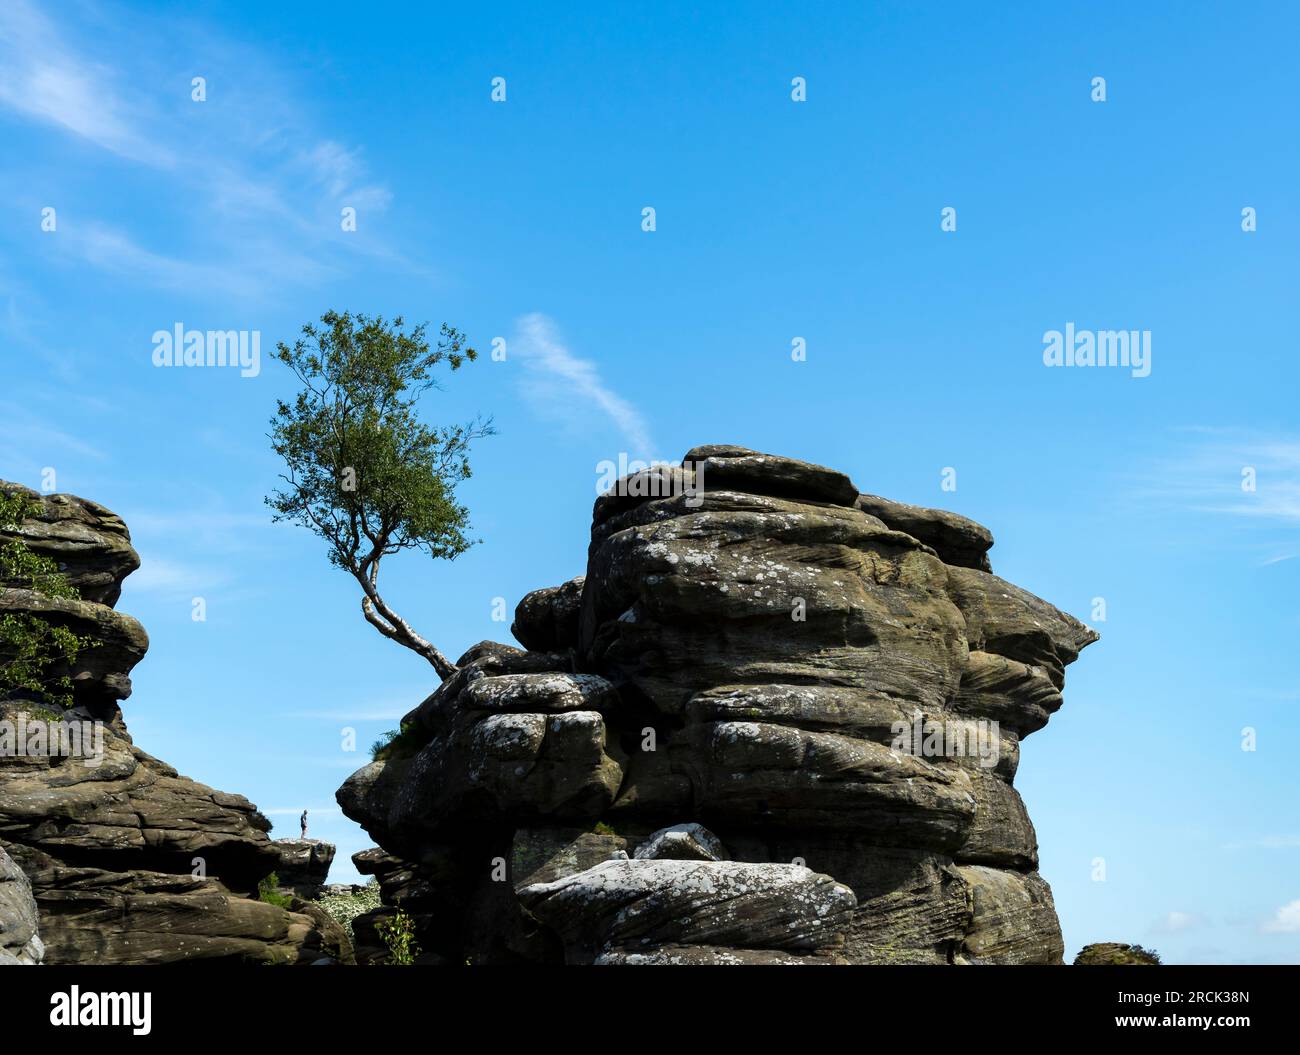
[1074,942,1161,965]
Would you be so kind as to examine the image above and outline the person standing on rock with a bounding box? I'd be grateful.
[300,809,308,840]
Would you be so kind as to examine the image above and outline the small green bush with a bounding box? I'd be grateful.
[0,491,99,710]
[257,872,292,909]
[375,909,420,965]
[370,721,427,761]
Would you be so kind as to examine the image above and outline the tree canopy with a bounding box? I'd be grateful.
[267,311,493,680]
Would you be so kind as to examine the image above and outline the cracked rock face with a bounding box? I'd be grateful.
[0,481,351,965]
[0,844,43,964]
[337,446,1096,965]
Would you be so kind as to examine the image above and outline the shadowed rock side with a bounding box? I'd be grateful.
[0,482,352,965]
[339,446,1097,965]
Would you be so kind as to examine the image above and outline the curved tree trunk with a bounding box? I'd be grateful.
[355,579,458,681]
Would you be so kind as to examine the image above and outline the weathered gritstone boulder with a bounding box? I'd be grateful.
[338,446,1097,965]
[273,839,337,900]
[952,865,1064,965]
[0,482,140,606]
[595,945,846,965]
[0,483,347,964]
[855,493,994,572]
[0,844,43,964]
[674,717,977,844]
[582,488,967,715]
[743,839,970,965]
[8,845,352,964]
[0,589,148,713]
[511,577,584,652]
[946,566,1097,692]
[340,661,626,855]
[633,822,728,862]
[512,827,630,887]
[0,715,277,887]
[517,859,856,965]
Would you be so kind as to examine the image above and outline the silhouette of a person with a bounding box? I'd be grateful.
[300,809,308,840]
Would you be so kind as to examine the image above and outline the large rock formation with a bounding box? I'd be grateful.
[338,446,1097,965]
[0,482,352,964]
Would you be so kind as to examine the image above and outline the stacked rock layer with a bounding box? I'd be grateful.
[339,447,1097,965]
[0,482,351,964]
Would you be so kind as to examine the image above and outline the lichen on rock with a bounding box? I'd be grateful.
[338,446,1097,965]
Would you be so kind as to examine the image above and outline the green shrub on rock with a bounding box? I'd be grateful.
[375,909,420,965]
[0,491,98,710]
[370,721,427,762]
[257,872,292,909]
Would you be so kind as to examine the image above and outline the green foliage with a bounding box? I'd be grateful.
[0,491,97,710]
[370,720,427,761]
[0,494,78,601]
[257,872,293,909]
[313,880,382,941]
[266,311,493,678]
[375,909,420,965]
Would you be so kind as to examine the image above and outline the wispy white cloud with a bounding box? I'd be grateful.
[1127,429,1300,571]
[115,503,277,602]
[301,140,393,212]
[512,313,654,456]
[0,0,403,298]
[120,555,228,600]
[1151,911,1206,934]
[67,222,304,299]
[126,508,272,543]
[1260,899,1300,934]
[0,399,108,467]
[1224,834,1300,850]
[0,1,172,165]
[1135,428,1300,524]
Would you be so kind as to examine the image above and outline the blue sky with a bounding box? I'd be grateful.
[1,0,1297,963]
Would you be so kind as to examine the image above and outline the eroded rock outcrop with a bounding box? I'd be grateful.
[273,839,337,900]
[518,858,856,965]
[0,482,352,964]
[338,446,1096,965]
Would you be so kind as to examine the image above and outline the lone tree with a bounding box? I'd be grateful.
[267,312,492,681]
